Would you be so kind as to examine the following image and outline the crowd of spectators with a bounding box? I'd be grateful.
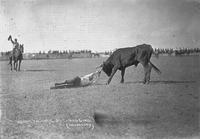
[154,48,200,56]
[45,50,92,55]
[1,47,200,60]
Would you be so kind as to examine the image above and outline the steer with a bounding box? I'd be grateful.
[97,44,161,84]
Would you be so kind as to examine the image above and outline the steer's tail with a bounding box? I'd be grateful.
[149,61,161,74]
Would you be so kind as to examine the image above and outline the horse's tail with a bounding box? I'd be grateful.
[8,56,12,65]
[149,61,161,74]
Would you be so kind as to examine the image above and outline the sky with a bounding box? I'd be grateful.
[0,0,200,53]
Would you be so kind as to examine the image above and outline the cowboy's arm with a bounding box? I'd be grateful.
[89,74,98,84]
[81,71,100,84]
[87,70,101,79]
[89,71,101,83]
[9,37,15,44]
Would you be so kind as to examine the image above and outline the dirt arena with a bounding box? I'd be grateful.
[0,56,199,139]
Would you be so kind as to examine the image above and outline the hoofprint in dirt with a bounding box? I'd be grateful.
[0,56,199,139]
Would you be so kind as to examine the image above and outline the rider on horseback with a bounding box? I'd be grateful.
[8,35,24,71]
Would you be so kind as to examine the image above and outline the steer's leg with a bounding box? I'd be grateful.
[107,66,118,85]
[120,67,125,83]
[146,63,152,84]
[141,61,149,84]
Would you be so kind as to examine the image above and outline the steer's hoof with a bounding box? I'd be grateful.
[146,81,150,84]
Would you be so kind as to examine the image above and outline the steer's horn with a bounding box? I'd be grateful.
[96,64,103,69]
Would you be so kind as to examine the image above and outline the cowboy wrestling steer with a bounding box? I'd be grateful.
[98,44,161,84]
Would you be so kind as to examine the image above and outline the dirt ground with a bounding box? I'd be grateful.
[0,56,199,139]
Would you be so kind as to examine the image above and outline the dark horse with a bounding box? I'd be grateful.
[8,35,24,71]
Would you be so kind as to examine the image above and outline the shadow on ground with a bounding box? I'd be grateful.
[93,112,199,138]
[50,84,93,89]
[126,80,196,84]
[94,112,156,126]
[22,69,56,72]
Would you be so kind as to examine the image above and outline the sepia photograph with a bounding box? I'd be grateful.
[0,0,199,138]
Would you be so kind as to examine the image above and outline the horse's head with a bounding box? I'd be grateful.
[20,44,24,53]
[8,35,12,41]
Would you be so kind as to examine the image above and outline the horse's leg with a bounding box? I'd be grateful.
[14,61,16,71]
[18,60,21,71]
[14,61,17,71]
[16,61,18,71]
[14,61,16,70]
[10,62,12,71]
[13,61,15,70]
[10,57,12,71]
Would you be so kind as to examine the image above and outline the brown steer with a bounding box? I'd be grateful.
[98,44,161,84]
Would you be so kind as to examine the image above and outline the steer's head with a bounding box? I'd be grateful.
[96,61,114,77]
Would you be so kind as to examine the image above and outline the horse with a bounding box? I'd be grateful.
[9,44,24,71]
